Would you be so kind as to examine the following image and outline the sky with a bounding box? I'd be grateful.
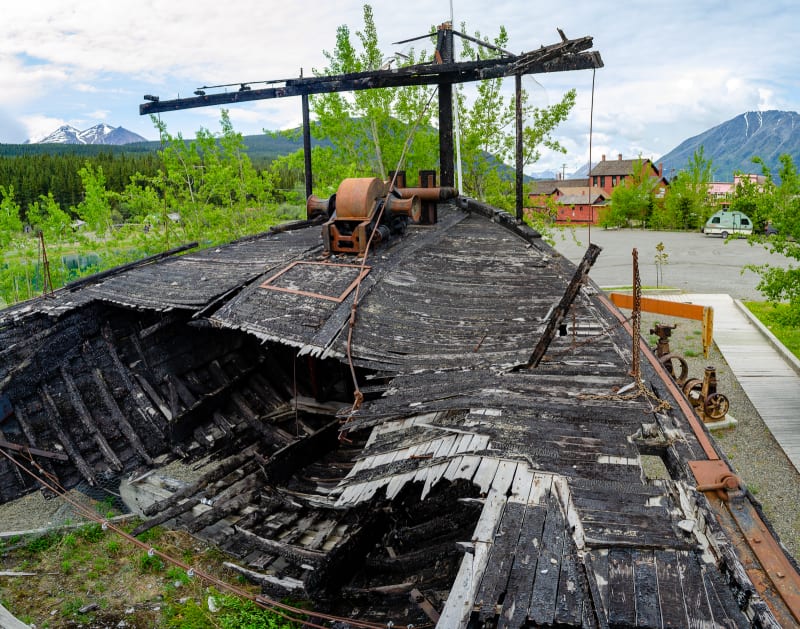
[1,0,798,175]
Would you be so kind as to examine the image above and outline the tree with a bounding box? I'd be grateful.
[601,157,659,228]
[150,110,278,243]
[76,163,113,234]
[455,26,575,204]
[307,5,576,203]
[654,147,714,229]
[745,154,800,323]
[0,185,23,248]
[309,5,438,188]
[25,192,71,241]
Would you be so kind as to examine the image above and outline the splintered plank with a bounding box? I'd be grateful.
[678,551,716,627]
[527,495,566,626]
[584,550,610,629]
[632,549,660,627]
[474,501,526,621]
[498,503,548,628]
[553,547,584,626]
[655,550,688,628]
[607,547,636,627]
[438,488,507,628]
[473,457,500,495]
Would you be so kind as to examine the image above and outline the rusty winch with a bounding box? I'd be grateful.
[306,174,457,255]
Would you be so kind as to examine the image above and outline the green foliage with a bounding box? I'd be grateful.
[0,185,23,247]
[163,592,302,629]
[601,157,659,228]
[24,532,60,554]
[654,241,669,287]
[75,163,112,233]
[653,147,714,229]
[137,551,165,574]
[310,5,437,185]
[77,523,105,543]
[307,5,575,203]
[743,154,800,322]
[454,25,575,202]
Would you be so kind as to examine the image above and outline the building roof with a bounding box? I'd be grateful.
[589,155,661,177]
[0,198,795,627]
[555,186,609,205]
[529,177,588,195]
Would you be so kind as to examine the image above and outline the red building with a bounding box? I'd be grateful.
[589,154,668,198]
[527,178,608,224]
[528,154,669,224]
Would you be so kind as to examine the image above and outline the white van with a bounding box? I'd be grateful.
[703,210,753,237]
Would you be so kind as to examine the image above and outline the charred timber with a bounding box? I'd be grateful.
[140,43,602,115]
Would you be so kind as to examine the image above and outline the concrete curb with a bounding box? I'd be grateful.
[733,299,800,377]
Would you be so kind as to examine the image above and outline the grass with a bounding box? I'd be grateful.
[0,520,303,628]
[742,301,800,359]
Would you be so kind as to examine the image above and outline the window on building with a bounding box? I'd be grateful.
[612,176,617,186]
[592,176,598,186]
[600,176,606,187]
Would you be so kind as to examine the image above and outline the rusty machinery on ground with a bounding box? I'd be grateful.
[650,323,730,422]
[306,171,458,255]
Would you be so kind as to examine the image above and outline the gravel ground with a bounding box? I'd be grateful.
[0,455,220,535]
[640,311,800,560]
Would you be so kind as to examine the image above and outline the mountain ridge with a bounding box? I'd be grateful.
[27,124,148,145]
[656,110,800,181]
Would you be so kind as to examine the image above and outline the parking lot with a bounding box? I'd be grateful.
[550,227,793,301]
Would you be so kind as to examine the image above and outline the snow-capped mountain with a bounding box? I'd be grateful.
[28,124,147,145]
[658,110,800,180]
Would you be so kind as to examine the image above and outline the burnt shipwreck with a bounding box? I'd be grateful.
[2,20,800,629]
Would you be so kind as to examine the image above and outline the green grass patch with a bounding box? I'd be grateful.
[743,301,800,359]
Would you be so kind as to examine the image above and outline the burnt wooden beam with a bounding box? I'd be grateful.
[61,368,123,471]
[142,444,258,516]
[260,419,341,486]
[89,367,154,466]
[100,324,168,443]
[140,39,602,115]
[131,497,201,537]
[11,404,62,486]
[520,243,601,369]
[40,385,96,486]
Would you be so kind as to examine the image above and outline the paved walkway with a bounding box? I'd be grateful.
[659,294,800,473]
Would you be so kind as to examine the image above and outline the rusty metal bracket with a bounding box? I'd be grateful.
[689,459,740,500]
[259,261,371,303]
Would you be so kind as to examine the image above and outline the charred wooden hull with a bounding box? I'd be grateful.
[1,202,798,627]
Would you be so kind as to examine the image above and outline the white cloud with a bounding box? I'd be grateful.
[1,0,797,162]
[20,114,68,143]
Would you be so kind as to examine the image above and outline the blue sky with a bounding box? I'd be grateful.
[1,0,797,174]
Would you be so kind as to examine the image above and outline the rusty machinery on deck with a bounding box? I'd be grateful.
[650,323,730,422]
[306,172,458,255]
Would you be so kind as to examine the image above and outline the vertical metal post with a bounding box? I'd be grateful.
[302,93,313,199]
[515,74,523,221]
